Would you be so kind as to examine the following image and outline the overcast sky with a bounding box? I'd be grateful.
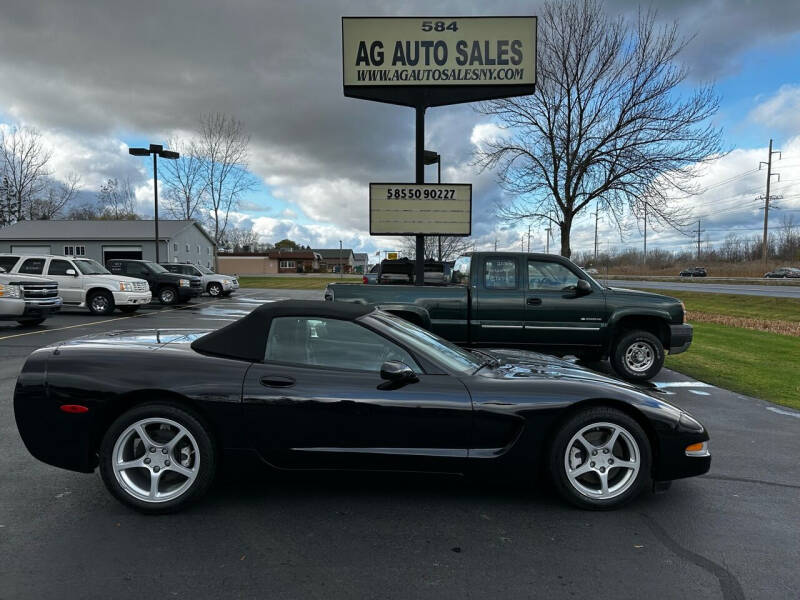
[1,0,799,256]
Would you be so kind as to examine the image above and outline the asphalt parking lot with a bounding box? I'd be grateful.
[1,290,798,600]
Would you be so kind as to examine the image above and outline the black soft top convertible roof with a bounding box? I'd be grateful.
[191,299,374,361]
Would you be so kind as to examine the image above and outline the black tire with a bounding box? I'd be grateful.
[118,306,139,314]
[207,282,223,297]
[17,318,46,327]
[549,406,652,510]
[99,403,216,514]
[610,330,664,382]
[88,290,115,315]
[158,286,178,305]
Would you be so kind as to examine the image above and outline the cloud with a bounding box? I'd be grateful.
[749,85,800,134]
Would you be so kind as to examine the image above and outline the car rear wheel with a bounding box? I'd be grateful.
[610,330,664,382]
[549,407,651,510]
[207,282,223,297]
[99,403,216,514]
[158,286,178,305]
[88,290,115,315]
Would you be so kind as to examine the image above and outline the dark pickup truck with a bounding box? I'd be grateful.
[325,252,692,381]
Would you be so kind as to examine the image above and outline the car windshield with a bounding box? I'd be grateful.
[362,311,483,374]
[145,262,168,273]
[195,264,214,274]
[75,259,110,275]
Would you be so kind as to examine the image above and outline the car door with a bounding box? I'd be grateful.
[242,315,472,471]
[473,256,528,344]
[46,258,82,304]
[523,258,608,350]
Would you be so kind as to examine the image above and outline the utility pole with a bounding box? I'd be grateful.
[696,219,705,260]
[521,234,525,251]
[759,138,781,266]
[643,202,647,265]
[527,224,531,253]
[494,238,497,251]
[545,210,552,254]
[593,208,599,261]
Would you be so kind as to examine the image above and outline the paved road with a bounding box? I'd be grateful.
[1,290,798,599]
[605,279,800,298]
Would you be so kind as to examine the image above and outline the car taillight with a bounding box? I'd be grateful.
[362,276,368,284]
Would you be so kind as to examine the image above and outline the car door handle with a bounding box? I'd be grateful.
[260,376,295,388]
[527,297,542,306]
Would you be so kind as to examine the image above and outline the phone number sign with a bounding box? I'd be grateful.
[370,183,472,236]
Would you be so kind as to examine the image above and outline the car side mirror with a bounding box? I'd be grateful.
[576,279,592,295]
[379,361,418,388]
[65,269,77,277]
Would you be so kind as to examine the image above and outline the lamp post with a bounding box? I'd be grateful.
[339,240,343,279]
[424,150,442,261]
[128,144,180,263]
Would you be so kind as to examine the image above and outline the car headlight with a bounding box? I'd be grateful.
[0,283,21,298]
[119,281,134,292]
[179,279,190,287]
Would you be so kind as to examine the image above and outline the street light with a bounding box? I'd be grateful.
[339,240,343,279]
[424,149,442,261]
[128,143,180,263]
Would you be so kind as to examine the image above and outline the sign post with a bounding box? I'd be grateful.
[342,16,536,284]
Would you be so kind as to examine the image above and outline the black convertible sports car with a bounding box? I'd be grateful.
[14,300,710,513]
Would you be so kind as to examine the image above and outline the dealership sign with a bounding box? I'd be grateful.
[342,17,536,107]
[370,183,472,236]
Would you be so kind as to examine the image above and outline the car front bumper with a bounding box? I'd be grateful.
[1,297,62,319]
[113,291,152,305]
[668,323,693,354]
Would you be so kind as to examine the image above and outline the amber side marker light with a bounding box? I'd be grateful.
[60,405,89,414]
[685,441,709,456]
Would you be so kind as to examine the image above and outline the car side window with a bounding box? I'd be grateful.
[264,317,419,372]
[0,256,20,271]
[19,258,45,275]
[484,258,517,289]
[48,259,74,276]
[528,260,579,291]
[126,263,150,277]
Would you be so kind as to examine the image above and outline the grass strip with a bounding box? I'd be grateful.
[666,322,800,410]
[238,276,350,290]
[640,289,800,322]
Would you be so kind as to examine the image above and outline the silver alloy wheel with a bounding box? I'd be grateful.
[111,417,200,503]
[91,294,110,313]
[564,421,640,500]
[208,283,221,296]
[624,341,655,373]
[160,288,176,303]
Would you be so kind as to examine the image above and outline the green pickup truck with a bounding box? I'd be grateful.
[324,252,692,382]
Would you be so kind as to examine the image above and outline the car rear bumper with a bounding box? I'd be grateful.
[113,291,152,305]
[668,323,693,355]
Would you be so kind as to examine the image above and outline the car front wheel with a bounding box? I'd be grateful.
[159,286,178,305]
[610,330,664,382]
[88,290,115,315]
[549,407,652,510]
[207,282,223,297]
[99,403,216,514]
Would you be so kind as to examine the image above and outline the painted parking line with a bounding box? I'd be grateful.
[0,291,264,342]
[766,406,800,419]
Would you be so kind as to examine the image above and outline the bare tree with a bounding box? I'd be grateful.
[97,177,140,219]
[196,113,257,244]
[0,125,53,224]
[28,172,82,220]
[222,226,260,251]
[160,137,207,220]
[475,0,725,257]
[402,236,472,261]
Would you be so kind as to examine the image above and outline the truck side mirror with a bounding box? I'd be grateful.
[65,269,78,277]
[576,279,592,295]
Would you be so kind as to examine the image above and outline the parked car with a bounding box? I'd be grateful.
[367,258,451,285]
[325,252,692,382]
[106,259,202,305]
[362,263,379,284]
[763,267,800,279]
[0,254,150,315]
[579,266,600,275]
[14,299,710,513]
[679,267,707,277]
[160,262,239,297]
[0,266,61,326]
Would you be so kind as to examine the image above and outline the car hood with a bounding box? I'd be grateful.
[87,274,148,285]
[2,273,56,284]
[480,348,645,390]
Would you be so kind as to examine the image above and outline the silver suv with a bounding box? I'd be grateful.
[160,263,239,297]
[0,266,62,326]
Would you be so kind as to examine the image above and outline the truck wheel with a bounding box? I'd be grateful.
[549,406,652,510]
[610,330,664,382]
[159,286,178,305]
[207,282,223,297]
[88,290,115,315]
[99,403,216,514]
[17,318,46,327]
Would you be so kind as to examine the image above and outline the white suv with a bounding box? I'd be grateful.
[160,262,239,297]
[1,254,151,315]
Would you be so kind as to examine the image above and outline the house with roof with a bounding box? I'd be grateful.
[0,220,217,267]
[314,248,355,273]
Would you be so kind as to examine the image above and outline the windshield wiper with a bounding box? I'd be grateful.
[470,349,500,374]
